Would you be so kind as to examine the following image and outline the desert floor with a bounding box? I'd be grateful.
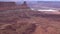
[0,9,60,34]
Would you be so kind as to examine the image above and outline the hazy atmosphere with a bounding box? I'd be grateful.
[0,0,60,2]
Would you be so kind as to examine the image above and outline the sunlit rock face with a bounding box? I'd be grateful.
[37,9,57,12]
[30,7,58,12]
[38,10,60,14]
[31,8,60,14]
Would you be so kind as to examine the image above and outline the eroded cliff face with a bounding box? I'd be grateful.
[0,2,16,7]
[0,2,17,11]
[0,2,30,11]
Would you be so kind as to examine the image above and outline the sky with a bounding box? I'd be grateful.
[0,0,60,2]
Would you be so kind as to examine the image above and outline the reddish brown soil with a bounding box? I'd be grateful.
[0,2,60,34]
[0,9,60,34]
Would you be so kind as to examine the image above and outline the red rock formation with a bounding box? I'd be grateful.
[21,1,30,9]
[0,1,30,11]
[0,2,16,7]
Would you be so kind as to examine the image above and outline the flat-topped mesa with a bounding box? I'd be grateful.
[0,2,16,7]
[21,1,30,9]
[0,2,18,11]
[0,1,30,11]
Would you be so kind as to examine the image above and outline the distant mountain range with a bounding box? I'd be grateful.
[27,1,60,9]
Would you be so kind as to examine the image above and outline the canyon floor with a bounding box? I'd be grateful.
[0,9,60,34]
